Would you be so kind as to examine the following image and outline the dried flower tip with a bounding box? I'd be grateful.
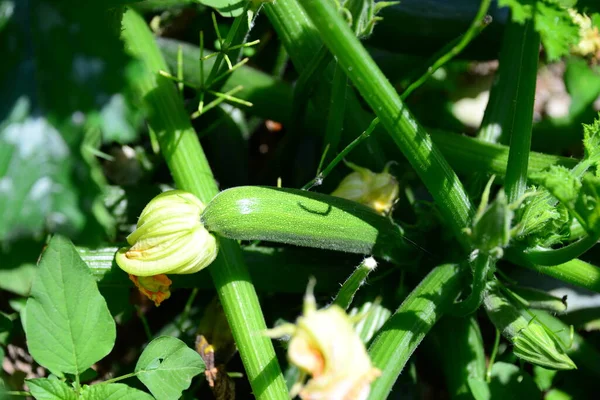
[331,162,399,214]
[267,282,380,400]
[129,274,172,306]
[116,190,218,276]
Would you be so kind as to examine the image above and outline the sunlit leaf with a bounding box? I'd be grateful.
[27,378,76,400]
[499,0,579,60]
[80,383,154,400]
[135,336,205,400]
[24,236,116,375]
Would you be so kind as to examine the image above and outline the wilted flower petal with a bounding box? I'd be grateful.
[331,163,399,215]
[129,274,172,306]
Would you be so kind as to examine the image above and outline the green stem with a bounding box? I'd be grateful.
[486,329,501,383]
[368,263,464,399]
[302,117,380,190]
[177,287,199,334]
[401,0,491,100]
[135,305,152,341]
[505,250,600,294]
[322,61,348,164]
[450,253,495,315]
[298,0,474,248]
[204,3,261,88]
[272,43,289,78]
[332,257,377,310]
[502,19,540,203]
[521,231,600,266]
[102,371,139,385]
[291,46,332,128]
[428,129,578,179]
[121,10,287,399]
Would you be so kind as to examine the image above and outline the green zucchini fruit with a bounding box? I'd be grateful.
[201,186,413,264]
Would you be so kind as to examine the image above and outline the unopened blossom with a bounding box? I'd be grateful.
[116,190,218,277]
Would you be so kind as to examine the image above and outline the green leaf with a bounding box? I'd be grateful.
[533,365,558,391]
[535,166,580,206]
[0,1,136,244]
[27,378,76,400]
[535,1,580,60]
[80,383,154,400]
[135,336,205,400]
[583,112,600,162]
[199,0,246,17]
[468,377,491,400]
[487,362,541,398]
[499,0,579,60]
[498,0,535,22]
[24,236,116,375]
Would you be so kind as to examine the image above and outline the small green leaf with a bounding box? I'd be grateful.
[24,236,116,375]
[498,0,533,23]
[199,0,246,18]
[27,378,76,400]
[583,112,600,162]
[535,1,580,60]
[80,383,154,400]
[533,365,558,391]
[488,362,541,398]
[468,377,491,400]
[534,166,580,206]
[499,0,580,60]
[135,336,205,400]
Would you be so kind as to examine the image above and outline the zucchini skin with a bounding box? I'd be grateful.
[201,186,411,264]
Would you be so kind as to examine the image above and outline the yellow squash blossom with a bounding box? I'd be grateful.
[266,281,380,400]
[116,190,218,305]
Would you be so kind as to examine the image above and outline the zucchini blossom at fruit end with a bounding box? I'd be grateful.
[331,162,399,215]
[116,190,218,303]
[266,281,380,400]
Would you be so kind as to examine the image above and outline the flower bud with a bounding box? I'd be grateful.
[129,274,172,306]
[513,322,576,371]
[331,163,399,215]
[484,282,576,370]
[116,190,218,276]
[266,281,380,400]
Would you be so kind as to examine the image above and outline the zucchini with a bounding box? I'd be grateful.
[201,186,413,264]
[367,0,507,60]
